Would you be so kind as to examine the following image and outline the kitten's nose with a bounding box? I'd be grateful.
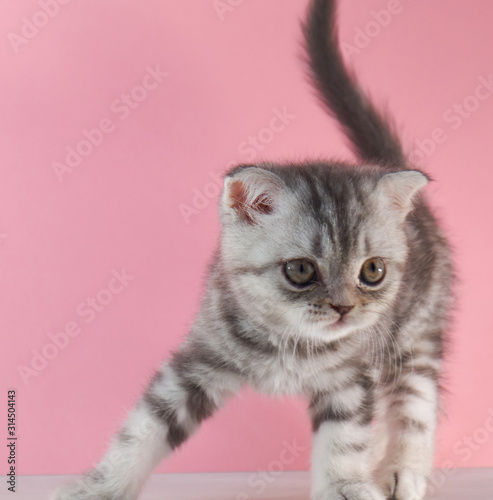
[329,304,354,316]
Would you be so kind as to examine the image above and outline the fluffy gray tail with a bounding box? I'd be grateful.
[303,0,405,166]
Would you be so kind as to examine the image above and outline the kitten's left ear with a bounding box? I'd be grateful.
[221,167,283,224]
[377,170,429,216]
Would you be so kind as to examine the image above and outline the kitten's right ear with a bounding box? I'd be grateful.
[376,170,429,217]
[221,167,283,224]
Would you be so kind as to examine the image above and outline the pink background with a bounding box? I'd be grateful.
[1,0,493,477]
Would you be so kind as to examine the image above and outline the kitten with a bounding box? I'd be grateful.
[52,0,453,499]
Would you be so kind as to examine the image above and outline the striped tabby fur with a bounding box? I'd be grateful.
[53,0,453,499]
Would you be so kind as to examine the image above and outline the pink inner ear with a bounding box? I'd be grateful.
[229,180,274,224]
[387,191,406,211]
[378,171,429,215]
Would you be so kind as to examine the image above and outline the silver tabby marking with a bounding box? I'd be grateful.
[52,1,453,499]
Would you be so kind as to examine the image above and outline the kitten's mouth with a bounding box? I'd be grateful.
[329,315,353,328]
[332,317,346,327]
[308,309,352,329]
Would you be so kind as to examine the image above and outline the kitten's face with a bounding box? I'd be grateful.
[220,163,426,343]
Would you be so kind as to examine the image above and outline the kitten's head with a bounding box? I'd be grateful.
[219,162,428,343]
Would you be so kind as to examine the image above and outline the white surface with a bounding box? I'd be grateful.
[9,469,493,499]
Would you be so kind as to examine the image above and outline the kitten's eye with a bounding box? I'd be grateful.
[284,259,316,286]
[360,257,386,286]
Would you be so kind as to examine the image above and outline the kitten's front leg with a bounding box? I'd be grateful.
[378,370,439,500]
[52,346,242,500]
[310,377,385,500]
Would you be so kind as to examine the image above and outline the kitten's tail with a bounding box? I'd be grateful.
[303,0,405,167]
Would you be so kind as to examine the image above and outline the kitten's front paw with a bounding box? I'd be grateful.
[51,482,91,500]
[51,473,107,500]
[51,483,97,500]
[383,469,428,500]
[314,481,386,500]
